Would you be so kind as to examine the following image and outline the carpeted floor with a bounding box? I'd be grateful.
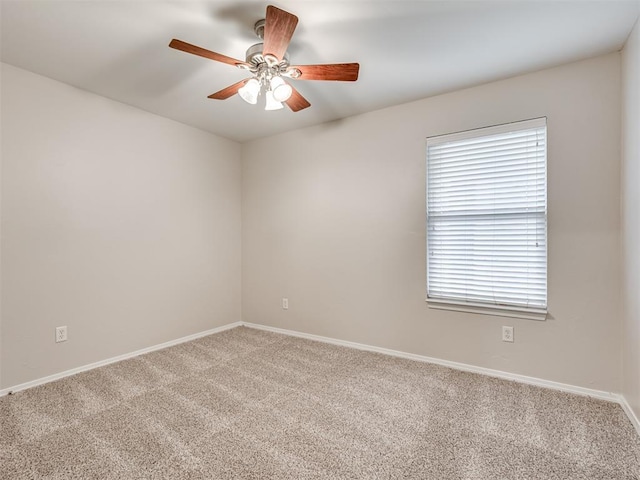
[1,326,639,479]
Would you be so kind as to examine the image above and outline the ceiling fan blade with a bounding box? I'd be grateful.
[169,39,247,67]
[262,5,298,61]
[285,85,311,112]
[289,63,360,81]
[208,79,248,100]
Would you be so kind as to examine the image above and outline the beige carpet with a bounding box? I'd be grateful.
[1,326,639,479]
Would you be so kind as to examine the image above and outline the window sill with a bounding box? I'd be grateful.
[426,298,547,321]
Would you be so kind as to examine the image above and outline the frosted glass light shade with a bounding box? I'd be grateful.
[265,90,283,110]
[270,76,292,102]
[238,78,260,104]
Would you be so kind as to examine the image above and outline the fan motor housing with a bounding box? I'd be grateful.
[245,43,290,68]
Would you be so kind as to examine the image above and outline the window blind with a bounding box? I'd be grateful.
[426,118,547,313]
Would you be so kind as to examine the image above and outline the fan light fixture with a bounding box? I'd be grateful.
[169,5,360,113]
[238,78,260,105]
[265,90,284,110]
[235,35,296,110]
[237,61,293,110]
[269,76,292,102]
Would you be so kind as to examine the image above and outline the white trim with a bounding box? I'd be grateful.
[3,319,636,436]
[426,298,548,321]
[425,118,548,317]
[426,116,547,145]
[0,321,242,397]
[242,322,618,403]
[619,395,640,436]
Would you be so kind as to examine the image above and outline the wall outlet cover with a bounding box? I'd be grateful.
[502,326,514,343]
[55,326,68,343]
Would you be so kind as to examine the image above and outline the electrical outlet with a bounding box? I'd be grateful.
[55,326,68,343]
[502,326,514,343]
[282,298,289,310]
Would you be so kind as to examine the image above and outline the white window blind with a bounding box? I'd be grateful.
[426,118,547,316]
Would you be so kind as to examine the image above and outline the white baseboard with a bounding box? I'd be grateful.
[245,322,640,434]
[619,395,640,436]
[0,321,242,397]
[243,322,620,403]
[3,319,636,436]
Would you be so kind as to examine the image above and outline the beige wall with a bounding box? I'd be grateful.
[242,53,622,392]
[1,64,242,388]
[0,50,628,394]
[0,63,3,389]
[622,19,640,418]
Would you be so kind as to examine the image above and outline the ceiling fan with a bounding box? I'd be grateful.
[169,5,359,112]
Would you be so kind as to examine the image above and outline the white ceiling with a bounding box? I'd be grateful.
[2,0,639,142]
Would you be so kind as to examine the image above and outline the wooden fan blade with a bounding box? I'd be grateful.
[285,85,311,112]
[263,5,298,61]
[208,79,248,100]
[289,63,360,81]
[169,39,246,67]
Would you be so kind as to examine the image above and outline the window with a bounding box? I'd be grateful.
[426,118,547,320]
